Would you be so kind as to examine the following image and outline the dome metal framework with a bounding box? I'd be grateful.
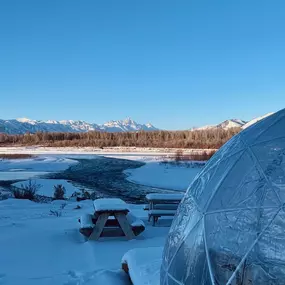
[161,109,285,285]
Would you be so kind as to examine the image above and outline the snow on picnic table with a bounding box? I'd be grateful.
[146,193,184,201]
[124,161,202,191]
[93,198,129,212]
[12,179,79,198]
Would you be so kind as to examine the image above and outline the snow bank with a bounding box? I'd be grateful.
[0,156,78,181]
[125,162,202,191]
[12,179,79,198]
[122,247,163,285]
[0,156,78,172]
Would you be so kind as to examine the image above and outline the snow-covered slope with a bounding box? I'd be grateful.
[242,112,274,129]
[217,119,247,129]
[0,117,158,134]
[194,113,276,131]
[194,119,247,131]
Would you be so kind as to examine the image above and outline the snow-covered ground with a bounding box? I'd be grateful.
[0,156,78,181]
[0,156,78,172]
[12,179,80,198]
[0,153,204,285]
[0,198,170,285]
[124,162,202,191]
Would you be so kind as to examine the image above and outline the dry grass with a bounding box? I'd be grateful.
[176,150,216,161]
[0,154,34,160]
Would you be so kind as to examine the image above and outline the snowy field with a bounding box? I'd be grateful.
[0,156,78,181]
[0,152,204,285]
[124,162,202,191]
[0,198,170,285]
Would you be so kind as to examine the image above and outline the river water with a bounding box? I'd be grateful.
[0,155,183,203]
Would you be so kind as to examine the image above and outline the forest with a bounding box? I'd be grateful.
[0,128,241,149]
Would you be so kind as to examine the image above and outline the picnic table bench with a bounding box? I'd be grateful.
[145,193,184,226]
[79,198,145,240]
[122,247,163,285]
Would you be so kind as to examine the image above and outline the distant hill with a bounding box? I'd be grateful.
[194,113,275,131]
[194,119,247,131]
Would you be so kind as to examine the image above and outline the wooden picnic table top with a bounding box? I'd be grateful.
[146,193,184,202]
[93,198,130,214]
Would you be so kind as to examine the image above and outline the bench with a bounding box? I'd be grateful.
[122,247,163,285]
[143,204,178,211]
[79,213,94,238]
[79,212,145,239]
[145,193,183,226]
[148,209,177,226]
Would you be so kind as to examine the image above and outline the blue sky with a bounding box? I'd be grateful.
[0,0,284,130]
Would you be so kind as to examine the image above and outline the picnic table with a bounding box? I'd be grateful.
[79,198,145,241]
[145,193,184,226]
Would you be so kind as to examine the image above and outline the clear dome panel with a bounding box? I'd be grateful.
[168,219,209,284]
[205,208,278,285]
[199,134,245,177]
[207,152,281,211]
[192,151,244,211]
[163,194,202,265]
[162,108,285,285]
[250,115,285,145]
[257,210,285,264]
[251,137,285,202]
[240,110,285,146]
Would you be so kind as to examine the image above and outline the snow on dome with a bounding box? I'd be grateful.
[161,108,285,285]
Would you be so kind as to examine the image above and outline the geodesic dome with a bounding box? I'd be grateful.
[161,108,285,285]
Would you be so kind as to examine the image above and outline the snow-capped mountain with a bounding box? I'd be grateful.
[217,119,247,129]
[194,113,275,131]
[102,118,156,132]
[194,119,247,131]
[0,117,158,134]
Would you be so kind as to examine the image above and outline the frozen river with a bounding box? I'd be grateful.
[0,154,202,202]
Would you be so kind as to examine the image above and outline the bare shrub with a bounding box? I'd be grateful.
[70,189,91,201]
[175,150,183,162]
[12,179,42,200]
[80,189,91,200]
[53,184,66,200]
[50,203,67,217]
[170,150,216,162]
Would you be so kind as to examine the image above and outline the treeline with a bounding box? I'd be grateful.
[0,128,240,149]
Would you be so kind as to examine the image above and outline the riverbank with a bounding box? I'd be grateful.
[0,146,217,156]
[1,155,201,203]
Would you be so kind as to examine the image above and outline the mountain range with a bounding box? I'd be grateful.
[0,117,158,134]
[0,113,273,134]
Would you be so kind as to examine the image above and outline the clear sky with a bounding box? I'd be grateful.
[0,0,284,130]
